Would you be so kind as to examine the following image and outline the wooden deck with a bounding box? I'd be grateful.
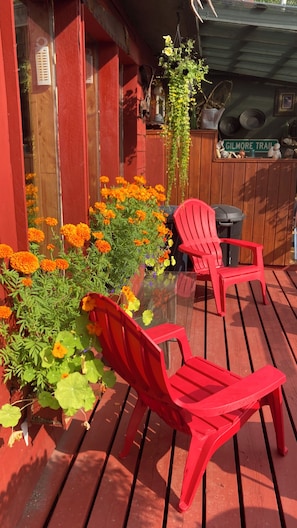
[17,267,297,528]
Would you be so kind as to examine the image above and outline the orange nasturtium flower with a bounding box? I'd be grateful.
[28,227,45,243]
[40,259,57,272]
[10,251,40,274]
[52,342,68,359]
[0,306,12,319]
[0,244,14,259]
[81,295,96,312]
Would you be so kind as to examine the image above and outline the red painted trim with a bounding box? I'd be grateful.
[98,43,120,182]
[0,0,27,249]
[54,0,89,225]
[122,65,146,179]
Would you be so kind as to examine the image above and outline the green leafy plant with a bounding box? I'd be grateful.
[0,176,173,445]
[159,35,209,202]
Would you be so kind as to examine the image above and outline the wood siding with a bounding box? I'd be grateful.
[146,130,297,266]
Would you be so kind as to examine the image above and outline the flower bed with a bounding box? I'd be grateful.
[0,176,174,445]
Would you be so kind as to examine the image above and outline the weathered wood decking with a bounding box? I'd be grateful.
[17,267,297,528]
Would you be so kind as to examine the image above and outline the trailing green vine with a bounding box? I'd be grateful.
[159,35,209,202]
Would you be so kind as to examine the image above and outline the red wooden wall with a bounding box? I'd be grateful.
[146,130,297,267]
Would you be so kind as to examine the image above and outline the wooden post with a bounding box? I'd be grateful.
[54,0,89,225]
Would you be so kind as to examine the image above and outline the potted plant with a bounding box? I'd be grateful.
[158,35,209,202]
[0,176,174,446]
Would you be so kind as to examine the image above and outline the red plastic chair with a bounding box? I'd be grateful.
[88,293,287,512]
[174,198,268,316]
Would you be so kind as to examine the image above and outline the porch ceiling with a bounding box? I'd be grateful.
[120,0,297,84]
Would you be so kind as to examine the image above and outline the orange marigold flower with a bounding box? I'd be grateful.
[92,231,104,240]
[115,176,127,185]
[155,184,165,193]
[128,218,135,224]
[99,176,110,183]
[61,373,69,379]
[95,240,112,253]
[133,239,143,246]
[22,277,33,287]
[142,238,150,245]
[76,223,91,241]
[157,224,169,237]
[40,259,57,272]
[136,210,146,221]
[94,202,107,212]
[102,209,116,219]
[28,227,45,243]
[86,322,102,336]
[134,175,146,185]
[153,211,166,222]
[34,217,44,225]
[10,251,40,274]
[69,235,85,247]
[45,217,58,226]
[89,206,95,215]
[0,306,12,319]
[55,258,69,270]
[47,244,55,251]
[60,223,76,237]
[52,342,68,359]
[103,219,110,225]
[81,295,96,311]
[0,244,14,259]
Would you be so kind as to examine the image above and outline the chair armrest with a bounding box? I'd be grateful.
[219,238,263,250]
[146,323,192,361]
[178,243,209,259]
[176,365,286,415]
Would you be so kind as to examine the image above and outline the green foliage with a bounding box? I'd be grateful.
[0,176,173,440]
[159,35,209,201]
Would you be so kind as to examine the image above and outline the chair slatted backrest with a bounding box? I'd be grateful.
[89,293,172,402]
[174,199,223,271]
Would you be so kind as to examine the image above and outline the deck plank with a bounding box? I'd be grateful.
[16,269,297,528]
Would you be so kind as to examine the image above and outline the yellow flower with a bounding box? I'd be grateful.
[28,228,45,243]
[10,251,40,274]
[81,295,96,312]
[0,306,12,319]
[40,259,57,272]
[52,342,68,359]
[0,244,14,259]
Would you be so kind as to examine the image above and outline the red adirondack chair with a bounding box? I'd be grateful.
[88,293,287,512]
[173,198,268,316]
